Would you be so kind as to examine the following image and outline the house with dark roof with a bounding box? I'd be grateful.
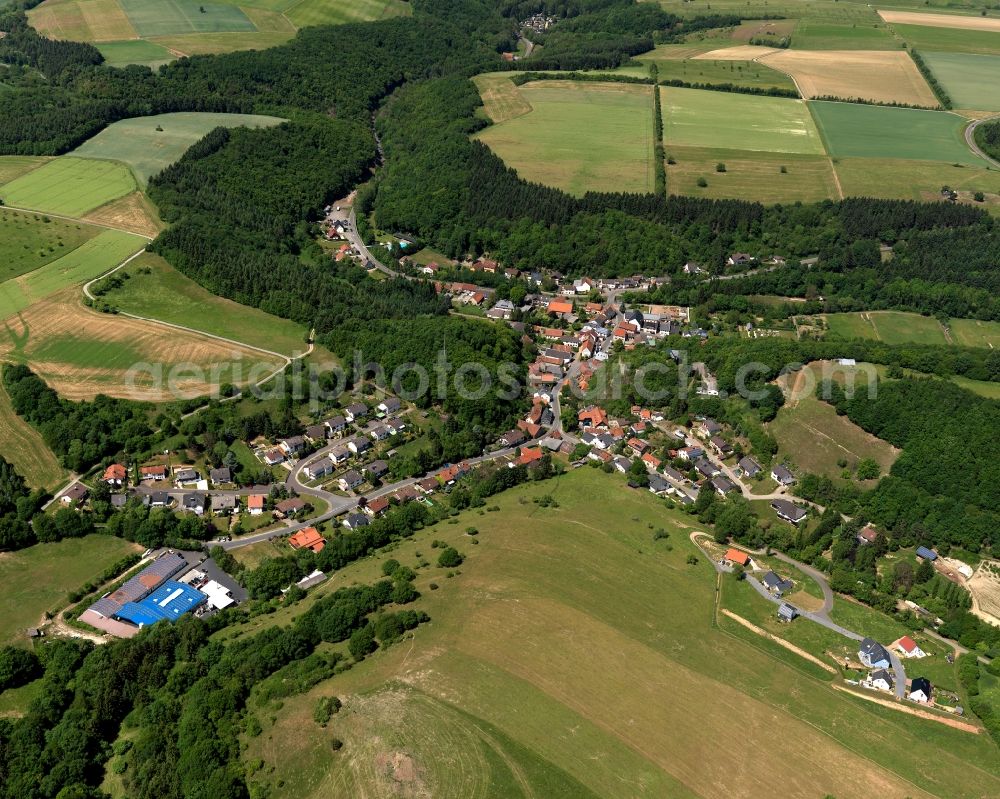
[377,397,402,415]
[771,464,796,486]
[762,571,794,596]
[908,677,932,704]
[305,424,327,442]
[275,497,307,517]
[344,402,368,423]
[771,499,807,524]
[279,436,306,455]
[648,474,669,495]
[857,526,879,546]
[347,437,371,455]
[304,459,333,480]
[696,459,720,478]
[916,546,937,562]
[182,494,206,515]
[868,669,893,692]
[709,436,733,456]
[711,476,737,496]
[324,415,347,435]
[343,512,370,529]
[61,483,89,507]
[858,638,891,669]
[365,460,389,480]
[498,429,527,448]
[737,456,761,478]
[777,603,798,622]
[210,467,232,486]
[338,470,363,491]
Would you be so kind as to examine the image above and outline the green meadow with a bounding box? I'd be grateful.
[475,81,654,196]
[71,112,285,185]
[0,157,135,216]
[98,252,310,356]
[826,310,950,345]
[893,23,1000,54]
[0,209,98,284]
[921,52,1000,111]
[283,0,411,28]
[0,229,146,320]
[810,102,983,164]
[232,468,1000,797]
[118,0,254,37]
[0,535,141,646]
[96,39,176,69]
[661,86,824,154]
[791,19,898,49]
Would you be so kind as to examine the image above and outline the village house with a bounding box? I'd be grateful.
[771,499,807,524]
[709,436,732,456]
[628,438,649,456]
[377,397,402,415]
[347,437,372,455]
[699,418,723,438]
[210,467,232,486]
[867,669,894,692]
[771,464,796,486]
[364,496,391,517]
[329,446,351,464]
[727,252,754,266]
[858,638,891,670]
[857,526,880,546]
[343,512,369,529]
[737,456,761,478]
[305,424,327,443]
[212,495,238,515]
[517,447,544,467]
[369,424,390,441]
[386,418,406,436]
[279,436,306,456]
[289,527,326,553]
[677,445,703,462]
[892,636,926,659]
[150,491,172,508]
[275,498,307,518]
[338,470,364,492]
[344,402,368,423]
[365,460,389,480]
[61,483,89,507]
[103,464,127,488]
[908,677,932,704]
[546,299,574,316]
[648,474,669,495]
[182,495,206,516]
[723,549,751,568]
[173,468,200,485]
[578,406,608,429]
[248,495,266,516]
[324,415,347,435]
[304,459,334,480]
[641,453,661,471]
[140,465,169,482]
[662,465,685,484]
[498,429,527,448]
[711,476,737,496]
[762,571,794,596]
[777,603,798,622]
[263,449,285,467]
[695,459,720,478]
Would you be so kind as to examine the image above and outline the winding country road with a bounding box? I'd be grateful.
[964,115,1000,169]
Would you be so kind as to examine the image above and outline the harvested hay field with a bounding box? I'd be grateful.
[473,73,532,124]
[693,44,779,60]
[83,191,164,237]
[878,10,1000,33]
[0,289,285,400]
[0,156,50,185]
[731,19,796,42]
[0,157,135,217]
[27,0,137,43]
[968,560,1000,627]
[759,49,938,106]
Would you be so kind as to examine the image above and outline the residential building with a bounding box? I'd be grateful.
[182,494,206,516]
[338,470,363,492]
[343,513,369,529]
[61,483,89,506]
[210,467,232,486]
[279,436,306,456]
[868,669,894,692]
[377,397,402,415]
[711,476,737,496]
[893,636,926,659]
[248,495,266,516]
[275,498,307,517]
[365,460,389,480]
[771,464,796,486]
[289,527,326,553]
[777,603,798,622]
[771,499,807,524]
[344,402,368,423]
[103,464,127,487]
[724,549,751,567]
[858,638,891,669]
[908,677,932,704]
[140,465,169,481]
[737,456,761,478]
[761,571,793,596]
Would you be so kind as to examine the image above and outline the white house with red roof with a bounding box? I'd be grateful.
[891,635,926,659]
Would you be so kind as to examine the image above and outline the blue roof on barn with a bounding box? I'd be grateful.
[916,546,937,561]
[115,580,206,628]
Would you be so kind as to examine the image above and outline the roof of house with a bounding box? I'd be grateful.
[518,447,544,466]
[275,498,306,513]
[341,469,363,484]
[871,668,893,685]
[777,603,797,620]
[248,495,266,509]
[104,464,127,481]
[737,456,761,475]
[910,677,931,696]
[366,496,391,514]
[141,465,168,476]
[345,512,369,527]
[859,637,890,664]
[63,483,89,501]
[210,467,232,483]
[896,635,919,653]
[547,300,574,315]
[724,548,750,566]
[858,526,879,543]
[762,571,793,592]
[289,527,325,552]
[772,464,795,483]
[771,499,807,522]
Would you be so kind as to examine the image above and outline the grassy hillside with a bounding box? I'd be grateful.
[232,468,999,797]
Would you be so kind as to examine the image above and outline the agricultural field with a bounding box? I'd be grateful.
[0,156,50,185]
[920,52,1000,111]
[878,10,1000,33]
[96,252,311,357]
[832,157,1000,209]
[771,363,900,481]
[790,19,897,50]
[0,380,66,491]
[826,311,949,346]
[71,112,285,185]
[472,73,532,124]
[656,54,797,92]
[665,146,840,202]
[283,0,411,28]
[95,39,176,69]
[890,23,1000,54]
[0,208,98,284]
[760,49,936,106]
[0,157,135,217]
[661,86,824,154]
[0,535,142,647]
[237,468,1000,798]
[83,191,164,238]
[967,560,1000,627]
[0,286,286,400]
[474,81,654,196]
[948,318,1000,348]
[810,101,984,164]
[28,0,410,64]
[0,229,146,321]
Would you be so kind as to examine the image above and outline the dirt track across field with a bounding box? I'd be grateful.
[721,608,838,673]
[831,683,982,734]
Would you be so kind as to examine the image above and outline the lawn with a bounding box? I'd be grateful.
[833,157,1000,205]
[71,112,285,186]
[920,52,1000,111]
[826,311,949,346]
[118,0,254,36]
[475,80,655,196]
[769,365,900,481]
[0,208,98,284]
[0,157,136,216]
[661,86,824,154]
[97,252,310,356]
[235,468,1000,798]
[810,101,983,165]
[0,535,141,646]
[283,0,411,28]
[96,38,176,68]
[891,23,1000,54]
[0,228,146,320]
[0,378,66,491]
[665,145,839,202]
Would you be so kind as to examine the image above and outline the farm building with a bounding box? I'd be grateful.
[116,581,207,628]
[916,546,937,562]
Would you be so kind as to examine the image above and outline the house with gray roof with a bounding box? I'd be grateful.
[858,638,891,669]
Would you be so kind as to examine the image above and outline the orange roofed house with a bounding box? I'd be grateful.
[517,447,544,467]
[103,463,127,487]
[723,548,751,567]
[289,526,326,553]
[247,494,266,516]
[547,299,574,316]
